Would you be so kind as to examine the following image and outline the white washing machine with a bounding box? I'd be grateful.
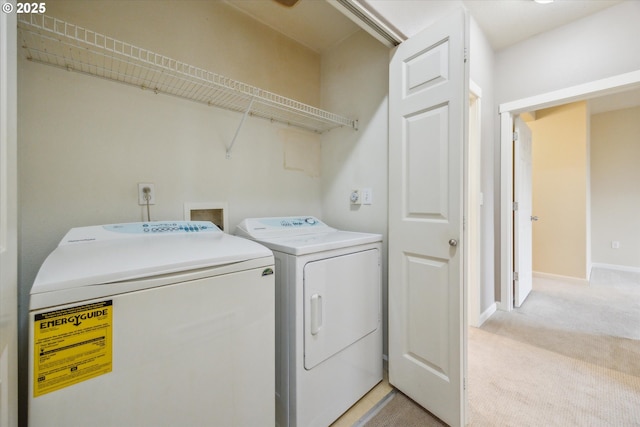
[28,221,275,427]
[235,216,382,427]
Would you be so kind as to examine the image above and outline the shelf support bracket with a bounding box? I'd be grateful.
[226,96,256,159]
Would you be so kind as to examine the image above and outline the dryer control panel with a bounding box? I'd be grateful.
[236,216,334,239]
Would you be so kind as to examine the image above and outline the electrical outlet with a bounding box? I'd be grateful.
[350,189,361,205]
[138,183,156,205]
[612,241,620,249]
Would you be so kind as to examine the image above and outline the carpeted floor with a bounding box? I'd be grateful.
[362,268,640,426]
[357,390,446,427]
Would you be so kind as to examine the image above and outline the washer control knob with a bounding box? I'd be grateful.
[305,218,317,225]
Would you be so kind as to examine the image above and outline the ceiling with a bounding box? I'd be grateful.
[224,0,637,113]
[225,0,624,53]
[462,0,624,51]
[588,87,640,115]
[222,0,360,54]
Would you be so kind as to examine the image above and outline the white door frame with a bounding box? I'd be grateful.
[467,80,482,326]
[499,70,640,311]
[0,4,18,427]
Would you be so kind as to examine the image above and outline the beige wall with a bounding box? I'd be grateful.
[18,1,389,418]
[19,0,328,314]
[528,102,588,279]
[591,106,640,269]
[320,30,389,353]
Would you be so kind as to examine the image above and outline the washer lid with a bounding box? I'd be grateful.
[235,216,381,255]
[31,221,272,296]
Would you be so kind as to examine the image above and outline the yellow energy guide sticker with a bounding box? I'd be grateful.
[33,300,113,397]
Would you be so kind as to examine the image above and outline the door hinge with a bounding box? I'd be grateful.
[513,271,519,281]
[513,130,519,142]
[464,47,468,63]
[513,201,519,211]
[463,377,466,391]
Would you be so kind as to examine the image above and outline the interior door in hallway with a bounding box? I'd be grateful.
[514,116,533,307]
[388,8,468,427]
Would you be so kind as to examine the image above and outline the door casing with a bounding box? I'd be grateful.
[499,70,640,311]
[467,80,482,326]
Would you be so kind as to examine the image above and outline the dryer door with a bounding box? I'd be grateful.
[303,249,380,369]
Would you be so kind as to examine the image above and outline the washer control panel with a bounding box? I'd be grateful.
[104,222,217,234]
[60,221,220,245]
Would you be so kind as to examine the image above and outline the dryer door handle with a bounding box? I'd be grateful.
[310,294,323,335]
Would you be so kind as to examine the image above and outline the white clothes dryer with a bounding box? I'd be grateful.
[235,216,383,427]
[28,221,275,427]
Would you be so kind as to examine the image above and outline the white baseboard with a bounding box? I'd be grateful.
[533,271,589,286]
[477,302,496,326]
[496,300,510,312]
[591,263,640,274]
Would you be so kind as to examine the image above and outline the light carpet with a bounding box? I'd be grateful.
[363,268,640,426]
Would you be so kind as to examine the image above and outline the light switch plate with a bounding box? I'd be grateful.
[361,188,372,205]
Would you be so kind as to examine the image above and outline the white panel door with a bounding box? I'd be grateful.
[514,117,533,307]
[388,8,468,427]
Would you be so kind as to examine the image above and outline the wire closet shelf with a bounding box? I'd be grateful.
[17,14,358,135]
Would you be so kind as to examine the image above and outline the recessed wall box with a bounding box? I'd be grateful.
[184,202,228,232]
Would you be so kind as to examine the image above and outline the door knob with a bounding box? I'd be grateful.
[449,239,458,247]
[531,216,539,221]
